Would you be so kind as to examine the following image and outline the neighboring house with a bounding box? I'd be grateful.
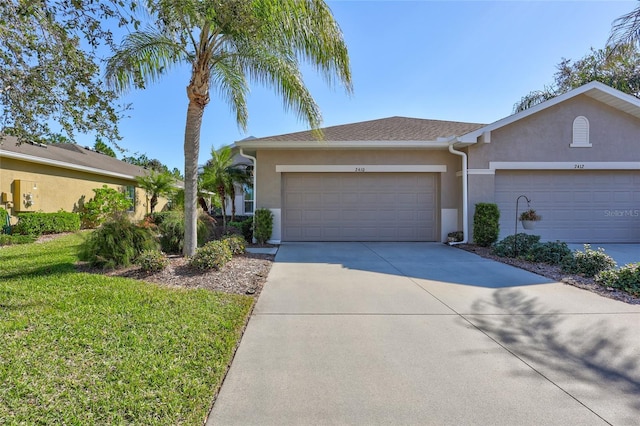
[0,138,176,224]
[234,81,640,244]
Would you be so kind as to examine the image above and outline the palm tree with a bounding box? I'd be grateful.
[106,0,352,255]
[136,170,177,214]
[608,2,640,49]
[227,163,253,222]
[200,145,234,227]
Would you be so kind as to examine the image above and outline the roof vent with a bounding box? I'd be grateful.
[571,116,591,148]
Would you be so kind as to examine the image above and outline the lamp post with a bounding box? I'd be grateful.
[514,195,531,257]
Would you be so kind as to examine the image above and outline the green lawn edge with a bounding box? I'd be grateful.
[0,233,254,424]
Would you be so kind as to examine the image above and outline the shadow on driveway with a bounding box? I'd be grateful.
[466,288,640,421]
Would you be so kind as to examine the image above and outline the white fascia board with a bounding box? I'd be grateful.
[490,161,640,170]
[458,81,640,144]
[235,140,451,149]
[276,164,447,173]
[0,150,137,181]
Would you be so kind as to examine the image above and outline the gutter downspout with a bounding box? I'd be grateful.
[239,148,257,242]
[448,141,468,245]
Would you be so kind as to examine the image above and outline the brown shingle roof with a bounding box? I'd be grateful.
[0,137,148,178]
[249,116,486,142]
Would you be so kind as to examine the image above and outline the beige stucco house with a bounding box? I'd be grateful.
[0,138,173,224]
[235,82,640,244]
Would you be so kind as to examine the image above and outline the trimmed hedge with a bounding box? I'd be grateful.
[253,208,273,244]
[473,203,500,247]
[189,240,232,271]
[13,212,81,236]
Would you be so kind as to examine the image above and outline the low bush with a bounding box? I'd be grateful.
[189,240,232,271]
[79,216,158,269]
[492,233,541,258]
[136,249,168,272]
[525,241,572,265]
[562,244,617,277]
[253,208,273,244]
[13,211,81,236]
[158,211,208,254]
[473,203,500,247]
[0,234,36,246]
[596,263,640,296]
[228,217,253,242]
[223,235,246,255]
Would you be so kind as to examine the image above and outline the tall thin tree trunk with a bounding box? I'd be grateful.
[230,185,236,221]
[183,51,210,256]
[183,99,204,256]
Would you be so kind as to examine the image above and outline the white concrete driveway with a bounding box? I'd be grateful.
[209,242,640,425]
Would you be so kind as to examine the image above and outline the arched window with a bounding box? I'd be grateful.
[571,116,591,147]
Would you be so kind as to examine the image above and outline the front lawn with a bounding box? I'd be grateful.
[0,233,254,424]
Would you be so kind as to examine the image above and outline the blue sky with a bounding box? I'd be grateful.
[80,0,635,172]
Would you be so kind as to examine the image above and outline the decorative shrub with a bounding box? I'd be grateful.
[13,211,81,236]
[253,208,273,244]
[447,231,464,242]
[189,240,232,271]
[0,207,10,234]
[79,216,158,269]
[0,234,36,246]
[228,218,253,241]
[525,241,572,265]
[473,203,500,247]
[158,211,208,254]
[562,244,617,277]
[136,249,168,272]
[596,263,640,296]
[492,233,541,258]
[223,235,246,255]
[80,185,132,228]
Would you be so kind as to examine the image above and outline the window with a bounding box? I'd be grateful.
[571,116,591,147]
[243,184,254,214]
[125,186,136,212]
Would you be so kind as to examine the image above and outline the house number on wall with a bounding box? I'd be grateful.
[355,167,366,172]
[574,164,585,169]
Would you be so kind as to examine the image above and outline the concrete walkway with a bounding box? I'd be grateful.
[208,242,640,425]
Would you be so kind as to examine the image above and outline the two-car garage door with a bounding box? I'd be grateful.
[282,173,437,241]
[495,170,640,243]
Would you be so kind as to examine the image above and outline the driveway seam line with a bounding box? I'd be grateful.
[361,242,613,425]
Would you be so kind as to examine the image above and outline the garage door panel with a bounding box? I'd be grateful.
[283,173,437,241]
[495,171,640,243]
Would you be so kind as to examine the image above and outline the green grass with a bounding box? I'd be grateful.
[0,234,254,424]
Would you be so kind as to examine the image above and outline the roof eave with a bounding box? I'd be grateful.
[233,140,454,149]
[459,81,640,143]
[0,149,140,181]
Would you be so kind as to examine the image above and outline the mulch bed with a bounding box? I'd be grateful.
[456,244,639,305]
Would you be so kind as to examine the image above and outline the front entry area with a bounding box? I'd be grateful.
[282,172,437,241]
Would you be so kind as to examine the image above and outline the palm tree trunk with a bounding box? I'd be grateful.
[183,99,203,256]
[230,185,236,221]
[183,55,210,256]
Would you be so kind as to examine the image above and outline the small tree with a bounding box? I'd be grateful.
[136,170,177,214]
[473,203,500,247]
[80,185,132,228]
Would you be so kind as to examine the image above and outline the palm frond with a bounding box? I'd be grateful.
[210,53,249,130]
[105,28,191,93]
[237,45,322,134]
[608,3,640,49]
